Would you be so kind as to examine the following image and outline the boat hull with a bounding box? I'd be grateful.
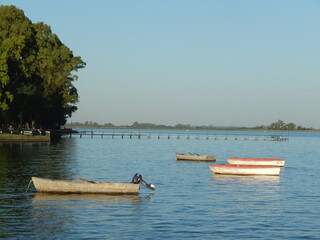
[175,153,216,161]
[32,177,140,195]
[227,158,285,166]
[209,164,281,176]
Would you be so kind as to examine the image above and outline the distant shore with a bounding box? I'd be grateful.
[1,128,317,143]
[67,126,320,132]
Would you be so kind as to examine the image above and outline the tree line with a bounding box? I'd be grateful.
[255,120,313,130]
[0,6,85,130]
[66,120,315,131]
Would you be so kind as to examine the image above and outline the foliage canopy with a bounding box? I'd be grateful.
[0,5,85,129]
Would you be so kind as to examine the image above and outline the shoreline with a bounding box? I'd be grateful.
[67,126,320,133]
[0,134,51,142]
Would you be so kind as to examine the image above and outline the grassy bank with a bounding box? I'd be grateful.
[0,133,50,142]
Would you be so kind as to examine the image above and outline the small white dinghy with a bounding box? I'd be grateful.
[209,164,281,176]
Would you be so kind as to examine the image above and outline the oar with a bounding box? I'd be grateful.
[76,177,96,183]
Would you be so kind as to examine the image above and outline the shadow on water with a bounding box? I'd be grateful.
[0,140,78,239]
[0,140,78,192]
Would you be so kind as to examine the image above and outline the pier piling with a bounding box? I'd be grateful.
[66,131,289,141]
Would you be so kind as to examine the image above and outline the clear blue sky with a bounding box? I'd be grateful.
[5,0,320,128]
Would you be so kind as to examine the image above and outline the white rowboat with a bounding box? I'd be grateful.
[209,164,281,176]
[32,177,140,194]
[32,174,155,195]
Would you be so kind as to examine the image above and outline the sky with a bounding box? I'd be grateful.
[3,0,320,128]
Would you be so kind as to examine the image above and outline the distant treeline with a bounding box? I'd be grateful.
[66,120,315,131]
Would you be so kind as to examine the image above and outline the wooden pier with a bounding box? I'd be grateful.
[66,131,289,141]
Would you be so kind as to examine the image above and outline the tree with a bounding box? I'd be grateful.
[132,122,140,128]
[0,5,85,129]
[0,6,35,124]
[269,120,286,130]
[285,122,296,130]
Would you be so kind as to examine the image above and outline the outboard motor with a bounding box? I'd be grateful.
[131,173,155,191]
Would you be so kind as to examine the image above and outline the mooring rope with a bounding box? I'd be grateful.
[25,180,33,193]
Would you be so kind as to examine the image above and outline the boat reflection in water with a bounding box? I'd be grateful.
[30,193,154,238]
[210,174,280,184]
[32,192,154,204]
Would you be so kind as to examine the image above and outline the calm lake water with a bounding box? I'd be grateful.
[1,130,319,239]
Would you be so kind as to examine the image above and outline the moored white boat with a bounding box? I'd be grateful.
[175,153,216,161]
[227,157,285,166]
[209,164,281,176]
[31,174,155,195]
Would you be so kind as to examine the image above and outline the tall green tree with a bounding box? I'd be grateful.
[269,120,286,130]
[0,5,85,129]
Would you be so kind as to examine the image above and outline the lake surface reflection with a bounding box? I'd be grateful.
[0,130,319,239]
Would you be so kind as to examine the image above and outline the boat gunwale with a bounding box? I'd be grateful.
[227,157,284,162]
[175,153,216,161]
[209,164,281,176]
[209,164,281,169]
